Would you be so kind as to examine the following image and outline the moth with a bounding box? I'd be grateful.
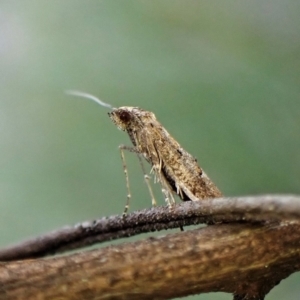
[67,91,222,213]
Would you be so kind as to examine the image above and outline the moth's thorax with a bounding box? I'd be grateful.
[108,107,156,131]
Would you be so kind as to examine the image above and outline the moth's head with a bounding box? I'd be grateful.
[108,107,137,131]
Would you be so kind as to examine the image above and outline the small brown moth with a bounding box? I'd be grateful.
[67,91,222,214]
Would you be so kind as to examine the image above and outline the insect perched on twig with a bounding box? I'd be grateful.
[66,91,222,215]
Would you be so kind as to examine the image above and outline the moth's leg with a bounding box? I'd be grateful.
[154,167,175,207]
[162,180,176,206]
[119,145,156,216]
[119,145,132,217]
[136,154,157,207]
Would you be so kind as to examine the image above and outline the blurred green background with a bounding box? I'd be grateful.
[0,1,299,299]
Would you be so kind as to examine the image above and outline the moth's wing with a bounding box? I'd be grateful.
[138,124,177,200]
[144,125,194,201]
[153,124,223,200]
[137,125,161,166]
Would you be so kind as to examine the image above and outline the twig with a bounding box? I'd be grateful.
[0,194,299,261]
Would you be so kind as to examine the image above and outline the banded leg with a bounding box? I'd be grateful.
[119,145,157,216]
[153,167,176,207]
[136,154,157,207]
[152,169,183,231]
[119,146,131,217]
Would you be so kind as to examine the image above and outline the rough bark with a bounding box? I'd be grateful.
[0,195,300,300]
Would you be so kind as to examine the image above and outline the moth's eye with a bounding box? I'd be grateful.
[119,110,131,123]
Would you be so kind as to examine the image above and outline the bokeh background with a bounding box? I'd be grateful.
[1,1,299,299]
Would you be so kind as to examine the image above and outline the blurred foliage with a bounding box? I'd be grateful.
[0,1,299,299]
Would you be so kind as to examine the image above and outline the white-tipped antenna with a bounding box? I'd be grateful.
[65,90,114,110]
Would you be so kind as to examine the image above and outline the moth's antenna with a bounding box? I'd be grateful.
[65,90,114,110]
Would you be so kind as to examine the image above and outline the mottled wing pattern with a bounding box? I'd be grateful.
[139,118,222,200]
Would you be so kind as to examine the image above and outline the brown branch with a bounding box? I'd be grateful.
[0,194,299,261]
[1,195,300,299]
[1,220,300,299]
